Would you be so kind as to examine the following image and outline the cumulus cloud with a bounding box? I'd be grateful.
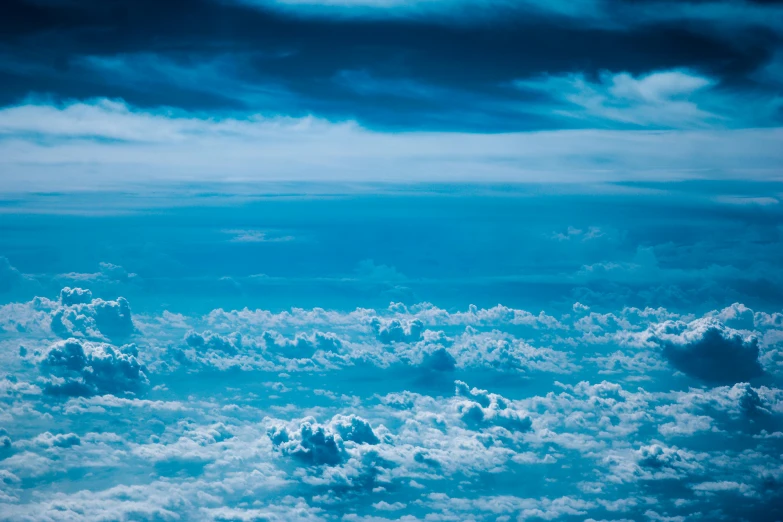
[268,415,381,466]
[33,432,82,449]
[39,338,149,397]
[59,287,94,306]
[372,318,424,344]
[268,418,343,466]
[263,331,343,356]
[635,444,702,479]
[449,329,576,373]
[455,380,532,432]
[184,330,242,355]
[330,415,381,445]
[50,290,135,340]
[652,320,763,383]
[419,347,456,372]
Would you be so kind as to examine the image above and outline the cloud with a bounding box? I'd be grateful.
[1,100,782,191]
[135,300,577,374]
[3,0,781,146]
[516,69,728,128]
[224,229,296,243]
[0,428,11,450]
[184,330,242,355]
[330,415,381,445]
[39,338,150,397]
[449,329,576,373]
[455,380,532,432]
[0,257,23,293]
[653,321,763,383]
[268,414,382,468]
[59,287,93,306]
[264,331,344,356]
[4,290,783,520]
[237,0,783,35]
[552,226,604,242]
[353,260,407,284]
[372,318,424,344]
[50,289,135,340]
[98,262,132,282]
[691,480,756,498]
[239,0,602,20]
[419,347,456,372]
[54,263,138,287]
[635,444,702,478]
[33,432,82,449]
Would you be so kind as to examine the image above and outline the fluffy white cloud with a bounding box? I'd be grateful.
[38,338,149,397]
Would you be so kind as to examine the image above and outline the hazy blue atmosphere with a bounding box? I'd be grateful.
[2,0,783,521]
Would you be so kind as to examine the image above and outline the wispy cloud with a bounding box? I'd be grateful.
[516,69,729,128]
[237,0,783,35]
[224,230,296,243]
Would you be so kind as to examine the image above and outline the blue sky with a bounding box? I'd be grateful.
[1,1,783,521]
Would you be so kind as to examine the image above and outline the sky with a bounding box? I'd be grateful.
[1,0,783,188]
[1,1,783,521]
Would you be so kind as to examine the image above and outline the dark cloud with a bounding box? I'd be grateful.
[657,325,764,384]
[1,0,779,130]
[419,347,456,372]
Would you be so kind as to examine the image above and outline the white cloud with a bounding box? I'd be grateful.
[516,69,724,128]
[0,99,781,190]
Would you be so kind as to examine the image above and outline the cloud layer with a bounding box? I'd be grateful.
[1,278,783,520]
[1,99,781,190]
